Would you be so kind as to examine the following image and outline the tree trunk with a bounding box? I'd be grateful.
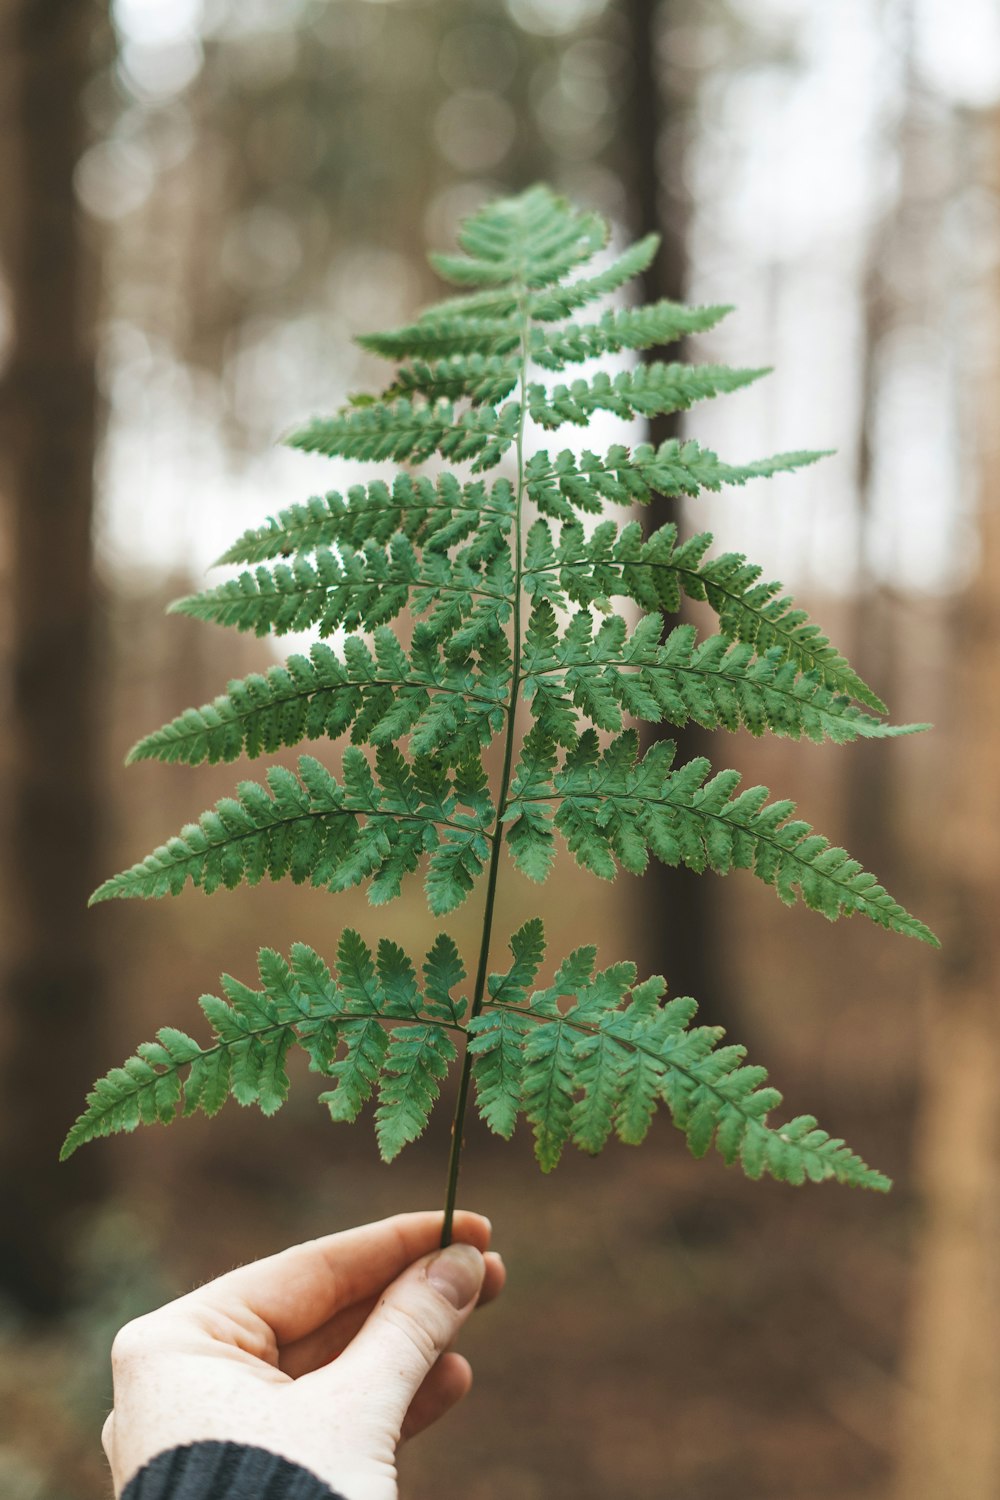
[845,3,912,877]
[620,0,732,1028]
[893,104,1000,1500]
[0,0,107,1316]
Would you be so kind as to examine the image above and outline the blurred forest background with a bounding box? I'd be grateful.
[1,0,999,1496]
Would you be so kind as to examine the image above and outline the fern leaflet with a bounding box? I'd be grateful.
[64,924,889,1194]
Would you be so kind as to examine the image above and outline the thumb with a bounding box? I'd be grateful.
[340,1242,485,1428]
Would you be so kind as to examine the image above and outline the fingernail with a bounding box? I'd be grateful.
[427,1244,484,1309]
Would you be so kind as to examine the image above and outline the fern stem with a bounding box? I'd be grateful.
[441,285,530,1247]
[439,827,504,1246]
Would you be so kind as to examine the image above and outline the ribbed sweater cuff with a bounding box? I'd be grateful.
[120,1440,346,1500]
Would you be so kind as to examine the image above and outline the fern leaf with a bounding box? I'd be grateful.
[527,233,659,320]
[467,1008,531,1139]
[527,364,768,430]
[470,918,549,1137]
[319,1020,388,1124]
[525,516,885,711]
[285,397,520,472]
[510,730,937,944]
[429,189,606,291]
[382,353,521,406]
[216,474,514,567]
[521,1009,577,1172]
[375,1025,457,1162]
[61,950,327,1159]
[61,1032,193,1158]
[521,607,925,745]
[479,923,889,1189]
[171,546,419,639]
[486,917,547,1004]
[78,183,934,1214]
[172,534,515,647]
[423,933,468,1024]
[569,1028,625,1155]
[526,440,830,517]
[529,301,733,370]
[128,630,508,769]
[358,315,520,361]
[91,751,491,914]
[63,930,464,1157]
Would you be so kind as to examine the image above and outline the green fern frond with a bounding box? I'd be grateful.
[526,363,768,429]
[75,185,934,1222]
[520,604,925,745]
[128,626,509,768]
[504,729,936,944]
[528,300,734,369]
[286,396,520,471]
[525,440,830,517]
[92,750,493,915]
[64,921,888,1194]
[62,932,462,1161]
[375,1026,458,1162]
[430,187,607,289]
[527,233,660,319]
[523,515,886,711]
[358,315,521,361]
[216,474,515,567]
[172,537,515,648]
[477,923,890,1187]
[383,354,521,405]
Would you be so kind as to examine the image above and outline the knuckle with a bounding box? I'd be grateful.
[101,1411,115,1458]
[110,1314,153,1370]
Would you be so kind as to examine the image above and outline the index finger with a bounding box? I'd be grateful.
[191,1210,492,1345]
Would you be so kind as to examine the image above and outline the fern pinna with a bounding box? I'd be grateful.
[64,187,936,1230]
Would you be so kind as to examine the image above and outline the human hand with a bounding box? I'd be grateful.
[103,1211,503,1500]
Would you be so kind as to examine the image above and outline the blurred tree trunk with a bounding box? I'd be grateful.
[847,193,897,876]
[621,0,732,1029]
[846,7,915,877]
[893,105,1000,1500]
[0,0,107,1315]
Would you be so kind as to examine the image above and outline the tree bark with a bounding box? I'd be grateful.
[0,0,107,1316]
[845,4,915,877]
[620,0,732,1028]
[893,104,1000,1500]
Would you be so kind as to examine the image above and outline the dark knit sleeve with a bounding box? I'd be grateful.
[120,1441,347,1500]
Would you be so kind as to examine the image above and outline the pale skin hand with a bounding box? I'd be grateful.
[103,1211,504,1500]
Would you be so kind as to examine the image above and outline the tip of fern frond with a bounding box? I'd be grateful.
[58,1138,79,1162]
[165,594,196,618]
[88,881,118,907]
[278,420,314,451]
